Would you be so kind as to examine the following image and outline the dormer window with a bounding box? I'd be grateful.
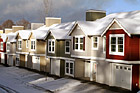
[18,39,22,50]
[109,34,124,56]
[73,35,85,51]
[48,39,55,53]
[92,37,99,50]
[31,39,36,51]
[65,41,70,54]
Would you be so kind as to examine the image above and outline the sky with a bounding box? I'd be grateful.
[0,0,140,24]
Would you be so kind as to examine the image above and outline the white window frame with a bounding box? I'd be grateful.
[26,40,28,48]
[109,34,125,56]
[6,42,10,52]
[103,36,106,53]
[48,39,55,53]
[1,42,3,51]
[92,36,99,50]
[18,39,22,50]
[31,39,36,51]
[65,41,70,54]
[65,61,74,77]
[74,35,84,52]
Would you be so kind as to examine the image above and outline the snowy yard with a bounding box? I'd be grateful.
[0,65,131,93]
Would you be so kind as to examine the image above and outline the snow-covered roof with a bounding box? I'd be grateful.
[69,10,140,36]
[49,22,75,40]
[1,33,7,42]
[18,30,32,40]
[6,32,18,42]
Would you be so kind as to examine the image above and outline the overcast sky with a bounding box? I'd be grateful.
[0,0,140,24]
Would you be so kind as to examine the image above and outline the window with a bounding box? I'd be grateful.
[103,36,106,53]
[7,42,10,52]
[65,41,70,54]
[26,40,28,48]
[109,34,124,56]
[74,36,85,51]
[65,61,74,76]
[18,39,22,50]
[92,37,99,50]
[31,39,36,51]
[48,39,55,53]
[1,42,3,50]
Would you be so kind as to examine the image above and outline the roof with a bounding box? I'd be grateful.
[48,21,75,40]
[69,10,140,36]
[18,30,32,40]
[7,32,17,42]
[1,33,7,42]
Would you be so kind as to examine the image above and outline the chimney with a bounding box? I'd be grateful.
[45,17,61,27]
[86,9,106,21]
[12,26,24,32]
[31,23,44,30]
[5,29,13,34]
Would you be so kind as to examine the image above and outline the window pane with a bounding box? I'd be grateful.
[66,41,69,46]
[111,45,116,52]
[94,43,97,48]
[66,68,69,73]
[70,63,73,68]
[52,41,54,46]
[118,37,123,44]
[49,46,51,51]
[66,63,69,67]
[49,41,51,45]
[111,37,116,44]
[66,47,69,52]
[80,38,83,43]
[75,38,78,43]
[70,69,73,74]
[118,45,123,52]
[52,47,54,51]
[80,44,83,50]
[75,44,78,49]
[93,37,97,42]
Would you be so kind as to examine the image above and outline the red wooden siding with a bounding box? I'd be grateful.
[132,65,139,91]
[106,29,139,61]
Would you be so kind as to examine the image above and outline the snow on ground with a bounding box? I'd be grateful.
[30,78,81,92]
[0,65,131,93]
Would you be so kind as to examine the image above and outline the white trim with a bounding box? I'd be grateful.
[18,39,22,50]
[48,39,55,53]
[109,28,122,30]
[16,52,29,54]
[103,36,106,53]
[65,60,74,77]
[26,40,29,48]
[31,39,36,51]
[71,55,105,60]
[101,19,131,37]
[30,53,45,56]
[46,56,75,61]
[106,59,140,64]
[109,34,125,56]
[65,40,70,54]
[92,36,99,50]
[74,35,85,51]
[6,42,10,52]
[7,53,16,56]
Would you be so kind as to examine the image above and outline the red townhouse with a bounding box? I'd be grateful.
[102,18,140,91]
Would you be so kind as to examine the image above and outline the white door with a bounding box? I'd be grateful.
[32,56,40,71]
[1,53,5,64]
[51,59,60,76]
[113,64,132,90]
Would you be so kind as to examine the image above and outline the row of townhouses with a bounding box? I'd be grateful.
[0,10,140,91]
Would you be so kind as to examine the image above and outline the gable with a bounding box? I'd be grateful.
[109,22,121,30]
[29,33,35,39]
[46,32,55,40]
[70,25,85,36]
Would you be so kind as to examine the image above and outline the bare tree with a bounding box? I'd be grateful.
[2,19,15,29]
[39,0,53,22]
[16,18,30,29]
